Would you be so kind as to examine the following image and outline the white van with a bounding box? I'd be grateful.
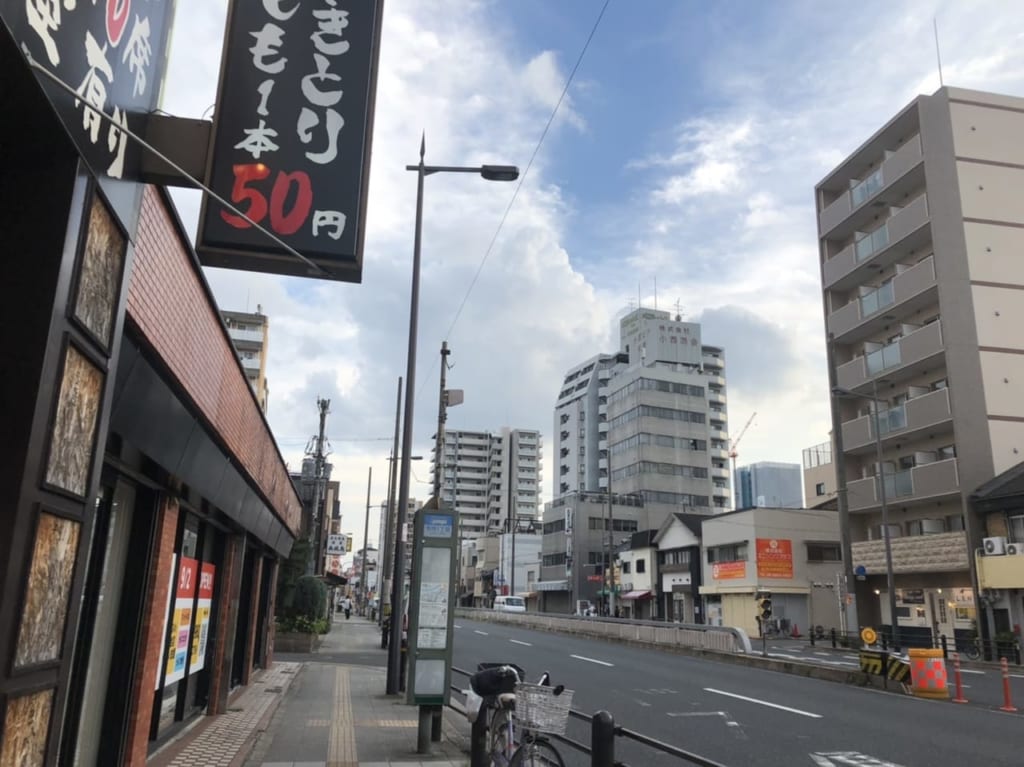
[493,595,526,613]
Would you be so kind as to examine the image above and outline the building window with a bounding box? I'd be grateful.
[707,543,747,563]
[1008,515,1024,543]
[946,514,965,532]
[658,549,691,567]
[542,553,567,567]
[815,482,826,496]
[871,524,902,540]
[621,561,631,574]
[906,518,945,536]
[635,559,646,574]
[937,445,956,460]
[806,543,841,562]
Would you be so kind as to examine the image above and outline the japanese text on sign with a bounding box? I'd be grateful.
[198,0,383,280]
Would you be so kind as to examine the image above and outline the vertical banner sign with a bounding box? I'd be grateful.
[197,0,384,282]
[756,538,794,579]
[189,563,216,674]
[165,555,198,685]
[0,0,176,228]
[156,553,177,690]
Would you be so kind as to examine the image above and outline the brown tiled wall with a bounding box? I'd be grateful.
[208,535,244,715]
[125,495,178,767]
[126,186,300,534]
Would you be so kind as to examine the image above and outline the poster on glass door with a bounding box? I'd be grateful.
[165,556,199,685]
[190,563,216,673]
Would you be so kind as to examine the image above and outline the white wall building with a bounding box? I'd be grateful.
[553,308,730,525]
[436,428,542,540]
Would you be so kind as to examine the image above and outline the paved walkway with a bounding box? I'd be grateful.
[151,614,470,767]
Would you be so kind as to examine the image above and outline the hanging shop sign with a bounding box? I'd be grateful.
[0,0,175,227]
[196,0,384,282]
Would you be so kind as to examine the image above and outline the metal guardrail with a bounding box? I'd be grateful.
[455,607,753,654]
[450,666,729,767]
[809,626,1022,665]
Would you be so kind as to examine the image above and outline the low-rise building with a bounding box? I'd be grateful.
[617,531,658,620]
[652,514,705,623]
[699,508,843,638]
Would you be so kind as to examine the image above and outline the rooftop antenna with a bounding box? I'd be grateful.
[674,298,684,322]
[654,277,658,311]
[637,281,642,311]
[933,17,944,87]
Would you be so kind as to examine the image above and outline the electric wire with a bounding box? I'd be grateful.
[415,0,612,402]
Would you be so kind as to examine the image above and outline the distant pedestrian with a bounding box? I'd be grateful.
[343,597,352,619]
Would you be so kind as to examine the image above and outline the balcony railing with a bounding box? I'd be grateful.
[976,549,1024,590]
[827,256,936,340]
[836,320,943,391]
[819,135,923,235]
[846,457,960,511]
[841,388,952,452]
[823,193,930,288]
[851,531,969,574]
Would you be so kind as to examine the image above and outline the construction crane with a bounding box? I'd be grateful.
[728,412,758,502]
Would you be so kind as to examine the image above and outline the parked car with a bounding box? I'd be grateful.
[494,595,526,613]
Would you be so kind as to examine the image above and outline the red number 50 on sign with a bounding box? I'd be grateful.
[220,163,313,236]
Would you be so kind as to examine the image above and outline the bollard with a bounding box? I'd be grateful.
[416,705,433,754]
[1000,657,1018,712]
[591,710,615,767]
[431,705,443,742]
[470,708,489,767]
[940,634,948,660]
[951,653,968,704]
[830,628,837,649]
[809,627,815,646]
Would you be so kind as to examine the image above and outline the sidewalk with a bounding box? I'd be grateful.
[151,614,470,767]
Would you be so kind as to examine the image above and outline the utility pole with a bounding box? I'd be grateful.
[307,398,330,575]
[361,466,372,615]
[510,495,517,598]
[380,377,403,634]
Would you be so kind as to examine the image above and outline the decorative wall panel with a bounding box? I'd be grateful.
[14,512,81,667]
[45,345,103,497]
[0,689,53,766]
[74,194,125,349]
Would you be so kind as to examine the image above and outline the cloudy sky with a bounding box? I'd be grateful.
[160,0,1024,557]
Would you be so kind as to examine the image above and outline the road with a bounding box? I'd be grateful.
[451,617,1021,767]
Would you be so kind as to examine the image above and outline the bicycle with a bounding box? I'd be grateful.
[469,663,571,767]
[957,637,981,661]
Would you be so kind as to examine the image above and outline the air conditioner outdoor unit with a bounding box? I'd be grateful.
[983,536,1008,556]
[1006,542,1024,556]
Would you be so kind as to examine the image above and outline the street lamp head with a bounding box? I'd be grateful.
[480,165,520,182]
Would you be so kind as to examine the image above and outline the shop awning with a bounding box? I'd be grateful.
[621,590,652,600]
[536,580,569,591]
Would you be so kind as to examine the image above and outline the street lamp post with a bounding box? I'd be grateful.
[386,137,518,695]
[833,380,899,650]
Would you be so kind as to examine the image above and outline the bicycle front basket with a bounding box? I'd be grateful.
[513,683,573,735]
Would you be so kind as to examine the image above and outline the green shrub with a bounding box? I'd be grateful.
[277,615,329,634]
[292,575,327,621]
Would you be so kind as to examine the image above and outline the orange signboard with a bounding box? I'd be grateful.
[711,561,746,580]
[756,538,794,579]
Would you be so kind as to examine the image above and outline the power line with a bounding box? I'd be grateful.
[416,0,612,401]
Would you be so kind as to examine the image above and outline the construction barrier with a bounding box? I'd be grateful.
[908,648,949,699]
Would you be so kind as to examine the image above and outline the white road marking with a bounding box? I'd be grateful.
[842,655,859,660]
[474,630,489,636]
[1010,674,1024,679]
[810,751,905,766]
[633,699,652,707]
[453,624,462,629]
[814,652,830,656]
[959,669,985,675]
[571,654,614,667]
[704,688,822,719]
[510,639,532,646]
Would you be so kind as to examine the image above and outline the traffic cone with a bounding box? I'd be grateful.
[791,624,801,638]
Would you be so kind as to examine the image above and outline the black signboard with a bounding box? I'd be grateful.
[0,0,175,229]
[196,0,383,282]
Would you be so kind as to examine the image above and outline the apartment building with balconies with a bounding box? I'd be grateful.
[817,86,1024,642]
[222,307,270,412]
[435,427,542,540]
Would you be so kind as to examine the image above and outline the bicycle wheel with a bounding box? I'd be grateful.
[963,643,981,661]
[489,707,515,766]
[510,736,565,767]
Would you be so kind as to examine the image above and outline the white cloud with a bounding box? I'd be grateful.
[157,0,1024,561]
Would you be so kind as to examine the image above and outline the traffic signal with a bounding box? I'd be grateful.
[756,592,772,621]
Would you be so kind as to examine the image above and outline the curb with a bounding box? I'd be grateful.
[226,668,299,767]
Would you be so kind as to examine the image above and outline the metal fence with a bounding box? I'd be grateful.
[808,626,1022,665]
[450,666,730,767]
